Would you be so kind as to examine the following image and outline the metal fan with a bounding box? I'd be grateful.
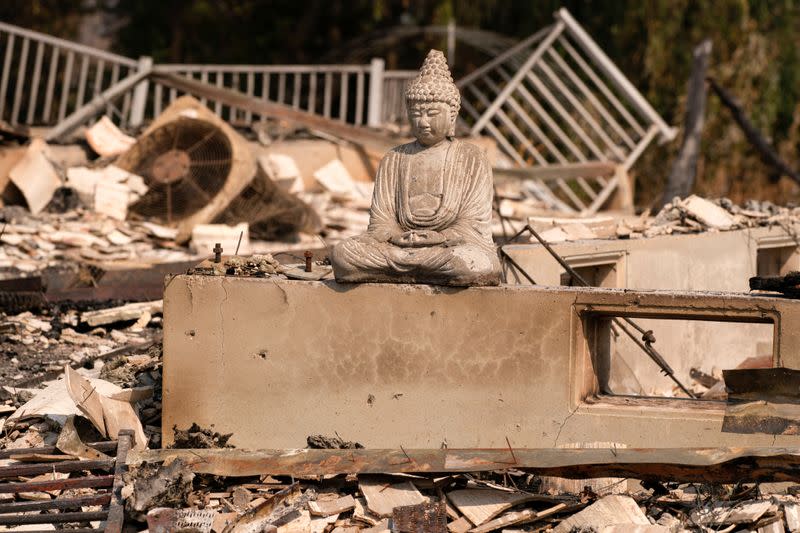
[125,117,233,225]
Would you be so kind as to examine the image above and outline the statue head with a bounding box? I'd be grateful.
[405,50,460,146]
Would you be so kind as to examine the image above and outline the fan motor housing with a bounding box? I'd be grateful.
[152,149,191,184]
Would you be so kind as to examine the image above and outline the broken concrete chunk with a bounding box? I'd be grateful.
[359,479,426,518]
[85,116,136,157]
[690,499,773,526]
[308,494,355,517]
[392,501,447,532]
[137,221,179,240]
[8,138,61,214]
[191,223,250,256]
[552,495,649,532]
[94,180,130,221]
[80,300,163,327]
[0,145,27,194]
[446,489,538,527]
[681,195,735,230]
[66,165,147,209]
[259,154,304,194]
[314,159,364,200]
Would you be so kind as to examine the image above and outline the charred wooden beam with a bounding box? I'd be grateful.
[128,447,800,483]
[708,76,800,185]
[662,39,712,206]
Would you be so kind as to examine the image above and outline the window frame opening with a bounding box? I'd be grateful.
[578,310,777,407]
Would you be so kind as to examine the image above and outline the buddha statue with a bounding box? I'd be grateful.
[331,49,501,287]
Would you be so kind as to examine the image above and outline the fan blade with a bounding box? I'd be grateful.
[166,182,173,225]
[186,128,218,154]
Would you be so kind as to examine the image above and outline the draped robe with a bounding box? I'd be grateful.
[331,139,501,286]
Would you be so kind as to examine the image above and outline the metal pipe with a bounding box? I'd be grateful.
[0,21,135,67]
[0,459,114,479]
[0,441,117,460]
[521,223,696,398]
[0,511,107,526]
[45,66,151,142]
[0,475,113,494]
[555,8,676,141]
[0,494,111,514]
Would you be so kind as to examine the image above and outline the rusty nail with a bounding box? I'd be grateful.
[505,436,518,465]
[400,445,415,465]
[304,250,313,272]
[213,243,223,263]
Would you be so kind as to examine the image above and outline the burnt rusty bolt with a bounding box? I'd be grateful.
[304,250,313,272]
[213,243,223,263]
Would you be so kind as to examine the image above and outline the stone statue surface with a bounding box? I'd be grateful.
[331,50,501,287]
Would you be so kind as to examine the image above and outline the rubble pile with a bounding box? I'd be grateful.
[500,194,800,244]
[0,206,192,274]
[0,299,162,388]
[1,343,799,532]
[113,470,800,532]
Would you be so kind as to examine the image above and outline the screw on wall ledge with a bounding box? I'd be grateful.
[213,243,223,263]
[304,250,313,272]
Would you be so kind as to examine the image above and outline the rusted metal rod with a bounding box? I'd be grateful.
[0,459,114,479]
[0,511,108,525]
[500,249,536,285]
[7,529,100,533]
[0,493,111,514]
[0,475,113,494]
[0,442,117,460]
[105,429,134,533]
[519,223,696,398]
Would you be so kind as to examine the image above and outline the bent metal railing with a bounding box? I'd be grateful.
[458,9,676,213]
[0,20,138,127]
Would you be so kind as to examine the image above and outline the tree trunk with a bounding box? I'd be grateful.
[661,39,712,206]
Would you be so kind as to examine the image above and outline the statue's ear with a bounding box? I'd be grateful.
[448,107,457,137]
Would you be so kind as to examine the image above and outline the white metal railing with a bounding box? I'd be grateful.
[459,8,675,213]
[152,63,378,127]
[381,70,415,125]
[0,20,137,127]
[0,21,403,131]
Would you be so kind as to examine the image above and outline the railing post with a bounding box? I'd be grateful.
[447,19,456,66]
[367,57,385,128]
[129,55,152,127]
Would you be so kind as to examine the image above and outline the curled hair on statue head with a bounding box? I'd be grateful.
[405,49,461,140]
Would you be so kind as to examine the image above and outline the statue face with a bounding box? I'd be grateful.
[408,101,453,146]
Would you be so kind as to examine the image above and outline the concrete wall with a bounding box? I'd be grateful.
[163,276,800,450]
[503,226,800,394]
